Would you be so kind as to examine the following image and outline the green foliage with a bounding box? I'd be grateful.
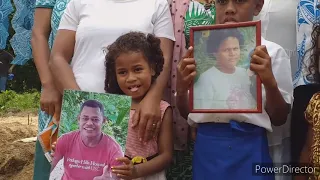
[58,90,131,150]
[0,90,40,114]
[194,26,256,82]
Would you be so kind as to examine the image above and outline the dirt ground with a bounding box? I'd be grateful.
[0,113,38,180]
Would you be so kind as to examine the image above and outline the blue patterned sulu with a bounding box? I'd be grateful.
[10,0,36,65]
[0,0,14,49]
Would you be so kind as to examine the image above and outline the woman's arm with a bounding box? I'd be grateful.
[147,37,173,102]
[48,0,81,93]
[49,29,80,93]
[134,107,173,177]
[31,8,62,116]
[31,8,53,87]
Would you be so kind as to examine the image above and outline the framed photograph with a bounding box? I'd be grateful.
[49,90,131,180]
[189,21,262,113]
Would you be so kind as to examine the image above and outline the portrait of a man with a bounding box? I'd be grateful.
[50,99,123,179]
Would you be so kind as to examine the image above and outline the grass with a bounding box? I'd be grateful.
[0,90,40,116]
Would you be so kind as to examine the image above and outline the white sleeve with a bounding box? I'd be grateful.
[152,0,175,41]
[271,47,294,105]
[58,0,80,31]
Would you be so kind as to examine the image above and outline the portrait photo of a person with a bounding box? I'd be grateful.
[50,99,123,180]
[193,28,257,110]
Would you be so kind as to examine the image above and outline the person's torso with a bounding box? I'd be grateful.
[62,131,122,179]
[70,0,164,93]
[195,66,255,109]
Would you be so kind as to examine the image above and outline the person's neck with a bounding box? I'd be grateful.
[130,95,145,110]
[81,133,102,148]
[131,99,141,110]
[217,65,236,74]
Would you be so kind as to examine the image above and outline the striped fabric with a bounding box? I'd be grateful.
[125,101,170,159]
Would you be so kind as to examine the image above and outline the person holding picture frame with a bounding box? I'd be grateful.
[176,0,293,179]
[166,0,216,178]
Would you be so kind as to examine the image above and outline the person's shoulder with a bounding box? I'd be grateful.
[201,66,218,77]
[160,100,171,112]
[160,100,170,108]
[102,133,121,146]
[235,66,246,72]
[235,66,249,76]
[60,130,80,139]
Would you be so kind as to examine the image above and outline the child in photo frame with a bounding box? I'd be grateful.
[176,0,293,179]
[194,28,257,109]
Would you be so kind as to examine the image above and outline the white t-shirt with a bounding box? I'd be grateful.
[194,66,256,110]
[58,0,175,93]
[188,37,293,132]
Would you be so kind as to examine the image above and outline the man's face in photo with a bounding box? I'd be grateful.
[78,106,105,138]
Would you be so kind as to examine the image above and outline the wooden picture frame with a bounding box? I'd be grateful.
[189,21,262,113]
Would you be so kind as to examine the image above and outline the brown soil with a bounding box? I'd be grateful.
[0,115,38,180]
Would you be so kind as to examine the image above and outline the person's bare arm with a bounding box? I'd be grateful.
[264,83,290,126]
[31,8,53,87]
[148,37,173,99]
[250,46,291,126]
[49,29,80,93]
[31,8,62,116]
[112,107,173,179]
[134,107,173,177]
[176,47,196,120]
[176,92,189,120]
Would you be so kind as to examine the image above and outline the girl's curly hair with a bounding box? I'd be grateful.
[306,22,320,83]
[104,32,164,94]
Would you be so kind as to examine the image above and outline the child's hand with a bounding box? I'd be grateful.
[112,157,137,180]
[177,47,196,94]
[50,141,57,157]
[250,46,277,88]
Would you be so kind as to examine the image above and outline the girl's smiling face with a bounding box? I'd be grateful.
[115,51,155,101]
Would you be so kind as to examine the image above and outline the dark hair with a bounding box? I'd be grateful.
[305,22,320,83]
[206,28,244,54]
[104,32,164,94]
[80,100,105,116]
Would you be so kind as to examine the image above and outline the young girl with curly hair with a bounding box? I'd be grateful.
[105,32,173,180]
